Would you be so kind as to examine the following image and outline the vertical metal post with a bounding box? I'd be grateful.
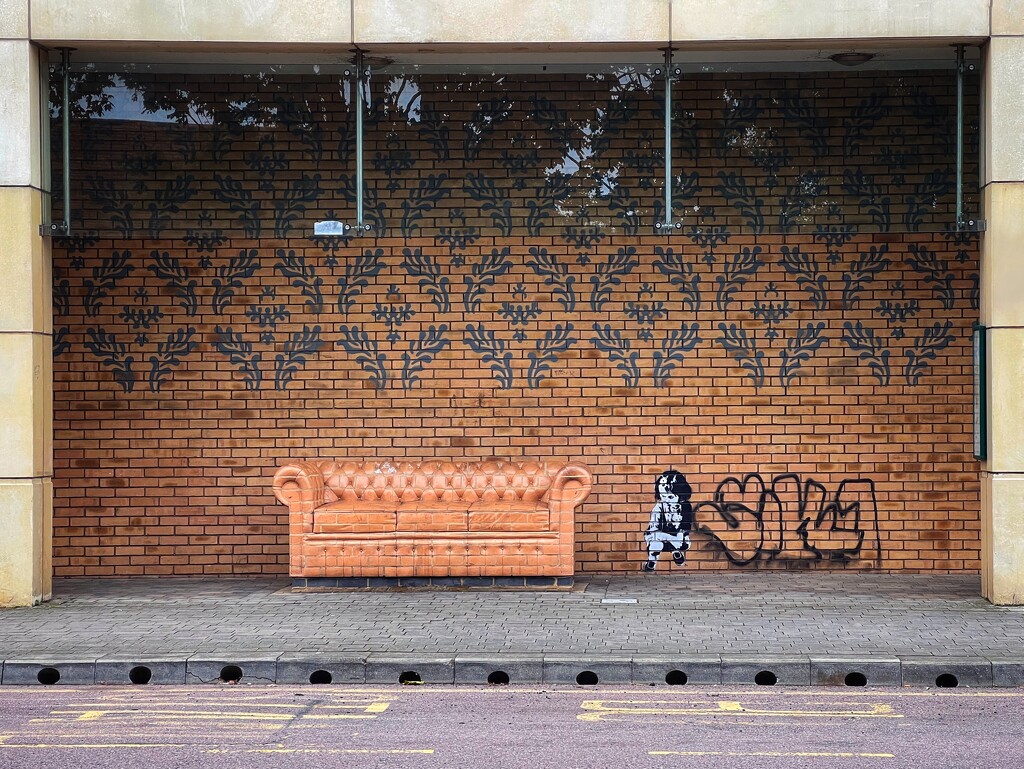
[663,47,673,228]
[955,44,965,230]
[355,49,365,231]
[53,47,73,236]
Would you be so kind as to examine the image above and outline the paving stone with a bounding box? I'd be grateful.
[900,656,993,687]
[543,654,633,685]
[810,656,901,687]
[989,657,1024,687]
[454,653,544,685]
[365,654,455,685]
[276,654,367,684]
[95,656,188,685]
[185,655,280,685]
[631,655,722,685]
[721,655,811,685]
[2,658,97,685]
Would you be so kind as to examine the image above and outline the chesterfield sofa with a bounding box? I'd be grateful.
[273,459,592,587]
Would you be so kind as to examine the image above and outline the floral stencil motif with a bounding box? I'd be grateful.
[148,327,197,392]
[465,172,513,236]
[716,172,765,233]
[212,250,259,316]
[717,323,765,388]
[527,247,576,313]
[779,322,827,389]
[463,248,511,313]
[336,325,388,391]
[275,250,323,314]
[842,321,891,386]
[464,324,514,390]
[338,249,385,315]
[149,250,197,317]
[527,324,577,388]
[591,323,640,388]
[213,174,261,239]
[715,247,764,313]
[400,173,449,236]
[842,245,890,309]
[400,249,450,314]
[274,325,325,391]
[904,321,955,386]
[401,325,451,391]
[653,246,700,312]
[84,251,135,318]
[779,245,827,311]
[84,328,135,393]
[906,243,956,310]
[813,225,854,265]
[653,323,701,388]
[147,175,196,238]
[590,247,638,313]
[213,327,262,391]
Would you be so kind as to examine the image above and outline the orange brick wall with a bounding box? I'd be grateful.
[50,68,981,575]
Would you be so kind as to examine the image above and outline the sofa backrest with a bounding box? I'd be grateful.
[317,460,558,504]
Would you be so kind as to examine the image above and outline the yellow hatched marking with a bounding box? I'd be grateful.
[579,699,902,721]
[650,750,895,758]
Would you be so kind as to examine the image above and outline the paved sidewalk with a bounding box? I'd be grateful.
[0,573,1022,686]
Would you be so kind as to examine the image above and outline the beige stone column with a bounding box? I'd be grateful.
[0,1,53,606]
[981,14,1024,603]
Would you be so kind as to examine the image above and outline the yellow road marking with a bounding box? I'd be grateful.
[579,700,901,721]
[651,750,895,758]
[203,748,434,755]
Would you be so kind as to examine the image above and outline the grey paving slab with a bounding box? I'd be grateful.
[543,654,633,684]
[631,655,722,685]
[900,656,993,687]
[810,656,902,687]
[276,653,366,684]
[721,655,811,685]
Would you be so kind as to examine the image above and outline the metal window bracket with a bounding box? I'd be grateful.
[41,47,73,238]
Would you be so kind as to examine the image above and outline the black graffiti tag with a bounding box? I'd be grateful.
[694,473,881,566]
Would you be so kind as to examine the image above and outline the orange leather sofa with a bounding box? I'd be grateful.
[273,459,592,582]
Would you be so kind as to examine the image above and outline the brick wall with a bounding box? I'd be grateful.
[50,68,981,575]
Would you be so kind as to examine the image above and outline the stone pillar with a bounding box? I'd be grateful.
[0,3,53,606]
[981,13,1024,603]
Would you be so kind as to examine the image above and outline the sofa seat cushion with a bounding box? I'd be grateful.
[314,501,397,533]
[396,501,471,532]
[468,501,549,532]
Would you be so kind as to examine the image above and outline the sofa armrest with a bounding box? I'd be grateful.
[273,461,327,521]
[549,463,593,510]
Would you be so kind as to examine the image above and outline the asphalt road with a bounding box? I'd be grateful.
[0,684,1019,769]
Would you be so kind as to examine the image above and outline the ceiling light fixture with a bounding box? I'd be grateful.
[829,52,876,66]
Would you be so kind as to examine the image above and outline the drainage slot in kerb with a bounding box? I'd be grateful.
[665,670,688,686]
[487,670,510,685]
[309,670,333,684]
[754,670,778,686]
[129,666,153,685]
[37,667,60,685]
[844,672,867,687]
[398,671,422,684]
[575,671,599,686]
[935,673,959,688]
[219,665,243,683]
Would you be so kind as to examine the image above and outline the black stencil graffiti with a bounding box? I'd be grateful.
[692,473,881,566]
[642,471,694,571]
